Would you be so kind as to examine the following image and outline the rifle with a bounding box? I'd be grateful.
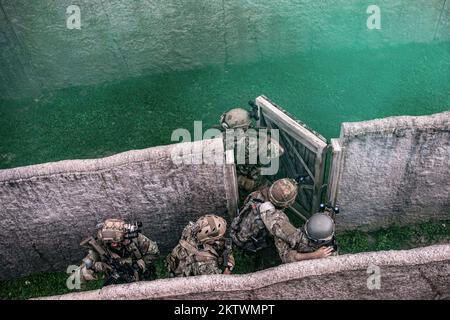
[102,254,137,286]
[81,237,137,286]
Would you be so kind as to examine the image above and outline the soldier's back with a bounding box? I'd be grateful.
[231,188,273,252]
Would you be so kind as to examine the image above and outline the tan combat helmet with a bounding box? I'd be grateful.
[97,218,126,243]
[220,108,252,130]
[194,214,227,244]
[268,178,298,208]
[304,213,335,245]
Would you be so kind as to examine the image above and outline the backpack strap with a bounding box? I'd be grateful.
[179,240,217,262]
[231,197,255,232]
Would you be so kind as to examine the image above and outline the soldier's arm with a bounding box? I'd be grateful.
[138,234,160,264]
[285,247,334,263]
[266,211,300,248]
[274,234,334,263]
[79,250,102,282]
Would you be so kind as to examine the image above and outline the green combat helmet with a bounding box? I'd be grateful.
[304,213,335,245]
[220,108,252,130]
[268,178,298,208]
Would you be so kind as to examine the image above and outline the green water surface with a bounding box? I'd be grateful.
[1,43,449,169]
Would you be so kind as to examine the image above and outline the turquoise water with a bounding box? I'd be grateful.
[0,42,449,169]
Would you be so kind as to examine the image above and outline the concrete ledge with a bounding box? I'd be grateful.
[333,111,450,231]
[41,244,450,300]
[341,111,450,139]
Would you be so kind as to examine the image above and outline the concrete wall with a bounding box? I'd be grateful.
[329,111,450,231]
[0,138,238,280]
[1,0,449,99]
[41,244,450,300]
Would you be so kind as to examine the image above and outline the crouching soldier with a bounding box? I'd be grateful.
[79,218,160,286]
[263,204,339,264]
[167,214,235,277]
[231,178,338,263]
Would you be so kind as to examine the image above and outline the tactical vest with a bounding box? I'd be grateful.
[167,225,221,277]
[81,234,155,283]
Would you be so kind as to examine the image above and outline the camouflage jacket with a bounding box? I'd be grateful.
[223,129,283,182]
[167,222,235,277]
[261,208,338,263]
[80,233,159,282]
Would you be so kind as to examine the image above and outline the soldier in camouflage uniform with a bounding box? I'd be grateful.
[167,214,235,277]
[231,178,298,253]
[219,107,284,193]
[232,178,338,263]
[79,218,160,285]
[261,205,338,263]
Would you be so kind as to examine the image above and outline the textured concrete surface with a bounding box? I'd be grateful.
[332,111,450,231]
[0,0,449,99]
[0,138,237,280]
[41,244,450,300]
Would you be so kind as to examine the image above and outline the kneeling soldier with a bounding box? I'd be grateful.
[79,218,160,286]
[167,214,235,277]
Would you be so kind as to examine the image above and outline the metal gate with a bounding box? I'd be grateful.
[255,96,328,220]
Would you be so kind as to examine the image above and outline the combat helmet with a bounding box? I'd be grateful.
[194,214,227,244]
[304,213,335,245]
[220,108,252,130]
[97,218,127,243]
[268,178,298,208]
